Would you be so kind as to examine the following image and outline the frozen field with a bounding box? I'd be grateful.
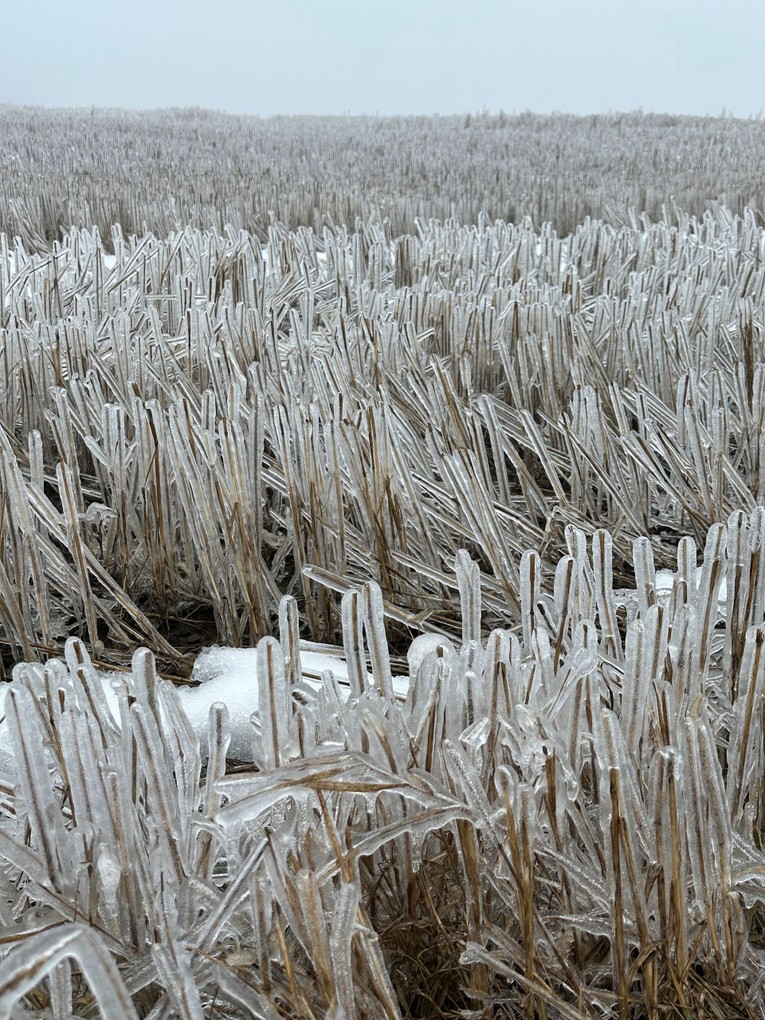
[0,110,765,1018]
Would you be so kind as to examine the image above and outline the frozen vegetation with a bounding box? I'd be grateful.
[0,109,764,1017]
[2,107,765,245]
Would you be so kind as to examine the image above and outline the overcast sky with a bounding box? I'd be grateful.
[4,0,763,118]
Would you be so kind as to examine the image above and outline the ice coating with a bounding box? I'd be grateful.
[0,554,735,773]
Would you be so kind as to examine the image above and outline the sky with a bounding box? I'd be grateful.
[3,0,764,118]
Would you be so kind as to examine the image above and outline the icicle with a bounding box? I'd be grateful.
[341,588,366,700]
[361,581,395,704]
[593,530,622,662]
[693,523,727,680]
[5,686,69,892]
[726,626,765,820]
[725,509,749,686]
[278,595,302,691]
[566,525,594,620]
[633,535,657,617]
[621,604,666,766]
[520,549,541,651]
[329,881,360,1019]
[257,636,290,770]
[747,507,765,625]
[455,549,482,648]
[65,638,119,748]
[552,553,576,669]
